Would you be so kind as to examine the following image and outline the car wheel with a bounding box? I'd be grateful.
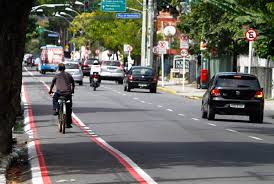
[249,111,263,123]
[202,105,207,119]
[118,80,123,85]
[207,104,215,120]
[150,87,157,93]
[124,85,127,91]
[79,81,83,86]
[127,85,131,92]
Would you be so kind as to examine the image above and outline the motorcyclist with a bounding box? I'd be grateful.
[49,63,75,128]
[89,60,101,83]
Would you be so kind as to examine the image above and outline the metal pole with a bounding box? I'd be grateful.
[141,0,147,66]
[248,41,253,74]
[183,57,185,91]
[161,53,164,87]
[147,0,154,67]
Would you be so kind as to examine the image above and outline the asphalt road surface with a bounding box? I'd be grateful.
[22,67,274,184]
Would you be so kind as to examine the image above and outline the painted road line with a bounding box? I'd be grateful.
[249,136,263,141]
[166,109,173,112]
[123,94,127,96]
[26,67,157,184]
[72,113,157,184]
[178,114,184,116]
[147,102,152,105]
[140,101,145,103]
[157,105,163,108]
[226,129,238,133]
[134,97,139,100]
[22,83,51,184]
[192,118,199,121]
[208,123,217,126]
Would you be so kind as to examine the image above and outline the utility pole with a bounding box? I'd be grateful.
[141,0,147,66]
[147,0,154,67]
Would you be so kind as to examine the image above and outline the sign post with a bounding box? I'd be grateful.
[180,48,189,91]
[158,41,168,87]
[245,28,258,74]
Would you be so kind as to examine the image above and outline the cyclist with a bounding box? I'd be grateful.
[49,63,75,128]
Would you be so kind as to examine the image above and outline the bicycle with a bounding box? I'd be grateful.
[57,96,71,134]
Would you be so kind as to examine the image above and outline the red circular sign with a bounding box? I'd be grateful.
[180,48,189,57]
[245,28,258,41]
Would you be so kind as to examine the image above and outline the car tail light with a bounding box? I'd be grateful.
[128,75,133,80]
[255,89,264,98]
[211,88,221,97]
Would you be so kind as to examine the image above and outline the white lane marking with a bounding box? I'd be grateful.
[25,68,158,184]
[133,97,139,100]
[123,94,127,96]
[192,118,199,121]
[117,92,121,94]
[157,105,163,108]
[249,136,263,141]
[226,129,238,133]
[178,114,184,116]
[72,113,157,184]
[208,123,217,126]
[166,109,173,112]
[147,102,152,105]
[140,101,145,103]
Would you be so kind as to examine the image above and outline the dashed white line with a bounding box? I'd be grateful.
[166,109,173,112]
[249,136,263,141]
[147,102,152,105]
[123,94,127,96]
[157,105,163,108]
[133,97,139,100]
[192,118,199,121]
[208,123,217,126]
[140,101,145,103]
[178,114,184,116]
[226,129,238,133]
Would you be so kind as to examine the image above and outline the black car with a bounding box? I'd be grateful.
[201,72,264,123]
[124,66,158,93]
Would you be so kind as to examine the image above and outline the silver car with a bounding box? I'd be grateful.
[100,60,124,84]
[64,61,84,85]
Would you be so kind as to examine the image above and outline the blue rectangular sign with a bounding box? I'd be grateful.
[48,33,59,38]
[116,13,142,19]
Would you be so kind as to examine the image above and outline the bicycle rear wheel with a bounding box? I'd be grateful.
[62,114,66,134]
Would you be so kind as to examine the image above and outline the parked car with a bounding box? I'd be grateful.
[100,60,124,84]
[81,58,98,76]
[123,66,158,93]
[64,61,83,85]
[201,72,264,123]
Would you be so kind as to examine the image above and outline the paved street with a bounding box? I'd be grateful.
[22,67,274,184]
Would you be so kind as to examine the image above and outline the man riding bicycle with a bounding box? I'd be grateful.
[49,63,75,128]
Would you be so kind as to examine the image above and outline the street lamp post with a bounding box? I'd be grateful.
[141,0,147,67]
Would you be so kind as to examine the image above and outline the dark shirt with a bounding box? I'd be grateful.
[51,71,75,95]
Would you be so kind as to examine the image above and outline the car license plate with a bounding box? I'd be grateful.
[230,104,245,108]
[138,84,147,87]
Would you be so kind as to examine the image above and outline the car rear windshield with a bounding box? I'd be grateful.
[102,61,121,66]
[132,68,154,76]
[216,75,260,88]
[65,63,79,69]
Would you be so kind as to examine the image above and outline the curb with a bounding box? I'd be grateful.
[158,86,203,100]
[0,147,26,183]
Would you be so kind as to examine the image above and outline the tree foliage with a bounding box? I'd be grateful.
[177,0,274,60]
[69,0,142,57]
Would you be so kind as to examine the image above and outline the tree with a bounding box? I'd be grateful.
[0,0,34,154]
[69,0,142,58]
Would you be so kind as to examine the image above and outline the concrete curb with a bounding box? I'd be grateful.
[158,86,203,100]
[0,147,26,183]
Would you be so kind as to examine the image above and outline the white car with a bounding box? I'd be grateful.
[64,61,83,85]
[100,60,124,84]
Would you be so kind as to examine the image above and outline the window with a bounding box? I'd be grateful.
[216,75,260,88]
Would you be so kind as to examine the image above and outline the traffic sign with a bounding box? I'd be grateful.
[101,0,126,12]
[180,34,189,49]
[245,28,258,42]
[158,41,168,54]
[116,13,141,19]
[180,48,189,57]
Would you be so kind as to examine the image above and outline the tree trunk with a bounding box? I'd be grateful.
[0,0,33,154]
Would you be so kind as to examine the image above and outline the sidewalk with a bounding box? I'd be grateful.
[157,80,274,111]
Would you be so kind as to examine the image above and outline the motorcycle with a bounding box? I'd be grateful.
[90,72,101,91]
